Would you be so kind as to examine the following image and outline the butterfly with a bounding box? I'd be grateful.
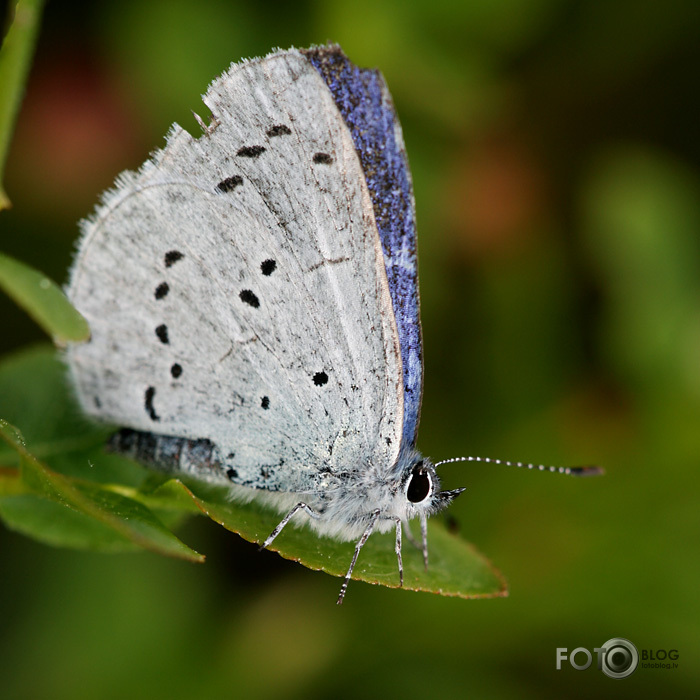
[66,45,600,603]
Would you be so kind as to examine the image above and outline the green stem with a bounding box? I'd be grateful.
[0,0,46,210]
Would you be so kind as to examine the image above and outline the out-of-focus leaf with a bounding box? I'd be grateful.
[0,252,90,343]
[0,419,203,561]
[0,345,109,463]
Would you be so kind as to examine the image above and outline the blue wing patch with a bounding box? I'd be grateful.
[303,45,423,450]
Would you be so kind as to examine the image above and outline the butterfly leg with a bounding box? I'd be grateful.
[420,513,429,571]
[337,509,380,605]
[393,517,403,588]
[259,502,319,551]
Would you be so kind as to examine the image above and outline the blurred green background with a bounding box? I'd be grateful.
[2,0,699,698]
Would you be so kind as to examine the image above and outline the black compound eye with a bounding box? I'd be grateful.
[407,465,432,503]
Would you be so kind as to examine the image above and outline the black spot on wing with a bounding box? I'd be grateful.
[164,251,184,267]
[261,396,270,409]
[171,363,182,378]
[313,153,333,164]
[239,290,260,308]
[144,387,160,421]
[313,371,328,386]
[237,145,265,158]
[226,467,238,481]
[216,175,243,193]
[267,124,291,137]
[260,259,276,276]
[154,282,169,300]
[155,324,169,344]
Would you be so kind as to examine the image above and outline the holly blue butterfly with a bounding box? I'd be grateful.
[66,45,600,603]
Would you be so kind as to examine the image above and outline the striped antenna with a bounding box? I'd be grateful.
[433,456,604,477]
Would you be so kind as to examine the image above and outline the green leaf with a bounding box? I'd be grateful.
[0,252,90,344]
[0,345,118,471]
[0,0,46,209]
[0,419,203,561]
[184,481,507,599]
[0,494,142,552]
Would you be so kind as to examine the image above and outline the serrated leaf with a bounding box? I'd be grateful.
[0,252,90,343]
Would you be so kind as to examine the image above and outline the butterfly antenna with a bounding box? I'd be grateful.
[433,456,603,477]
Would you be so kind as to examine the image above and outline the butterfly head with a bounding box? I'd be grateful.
[401,455,465,520]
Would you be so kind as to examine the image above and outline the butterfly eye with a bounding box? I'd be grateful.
[407,464,432,503]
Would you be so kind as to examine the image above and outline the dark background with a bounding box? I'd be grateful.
[2,1,699,697]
